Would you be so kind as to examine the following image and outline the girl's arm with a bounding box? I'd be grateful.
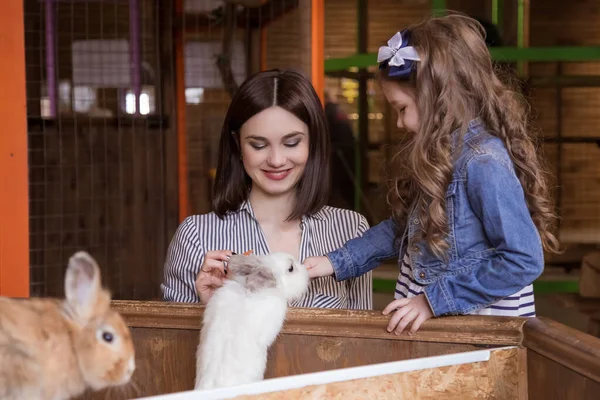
[327,217,402,281]
[423,153,544,317]
[161,217,203,303]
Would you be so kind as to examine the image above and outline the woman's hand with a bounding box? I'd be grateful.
[303,256,334,279]
[382,294,434,335]
[195,250,232,304]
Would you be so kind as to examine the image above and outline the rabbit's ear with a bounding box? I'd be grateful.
[65,251,101,322]
[245,267,276,292]
[227,255,276,292]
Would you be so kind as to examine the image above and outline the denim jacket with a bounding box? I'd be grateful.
[327,118,544,317]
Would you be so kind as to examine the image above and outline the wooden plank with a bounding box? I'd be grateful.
[0,0,29,297]
[110,300,526,345]
[527,351,600,400]
[517,348,529,399]
[136,347,524,400]
[234,348,523,400]
[523,316,600,383]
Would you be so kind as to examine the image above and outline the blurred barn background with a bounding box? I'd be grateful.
[1,0,599,336]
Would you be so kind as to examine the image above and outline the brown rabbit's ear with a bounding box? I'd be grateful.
[65,251,102,322]
[227,255,276,292]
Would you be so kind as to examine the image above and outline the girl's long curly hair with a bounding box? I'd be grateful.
[383,14,560,257]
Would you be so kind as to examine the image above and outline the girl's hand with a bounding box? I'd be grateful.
[303,256,334,279]
[195,250,232,304]
[382,294,433,335]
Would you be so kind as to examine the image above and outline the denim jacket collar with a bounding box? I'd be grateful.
[450,117,485,154]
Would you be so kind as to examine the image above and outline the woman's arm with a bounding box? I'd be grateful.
[327,217,401,281]
[161,217,203,303]
[423,153,544,317]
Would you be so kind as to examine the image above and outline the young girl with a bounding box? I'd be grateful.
[305,14,559,334]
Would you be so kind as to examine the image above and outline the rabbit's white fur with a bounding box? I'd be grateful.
[194,252,309,390]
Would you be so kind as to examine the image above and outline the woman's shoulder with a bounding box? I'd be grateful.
[177,211,237,235]
[313,206,369,230]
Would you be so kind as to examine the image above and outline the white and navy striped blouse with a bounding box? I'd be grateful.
[395,250,536,317]
[162,201,373,310]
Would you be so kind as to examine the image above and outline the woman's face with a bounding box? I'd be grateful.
[239,106,310,197]
[382,80,420,134]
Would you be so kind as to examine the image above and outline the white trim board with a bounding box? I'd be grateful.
[136,346,516,400]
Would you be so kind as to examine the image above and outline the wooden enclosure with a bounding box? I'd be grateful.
[77,301,600,400]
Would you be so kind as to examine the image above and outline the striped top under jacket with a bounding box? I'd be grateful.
[395,251,535,317]
[161,201,373,310]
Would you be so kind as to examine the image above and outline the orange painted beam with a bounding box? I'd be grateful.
[311,0,324,105]
[175,0,190,222]
[0,0,30,297]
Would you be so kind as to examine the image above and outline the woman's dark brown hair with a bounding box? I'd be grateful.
[381,14,560,256]
[212,69,330,221]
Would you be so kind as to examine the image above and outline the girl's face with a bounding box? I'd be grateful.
[239,106,310,197]
[382,81,420,134]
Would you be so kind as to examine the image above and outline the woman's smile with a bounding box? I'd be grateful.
[262,168,293,181]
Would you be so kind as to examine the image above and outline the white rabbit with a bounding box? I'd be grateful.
[194,252,309,390]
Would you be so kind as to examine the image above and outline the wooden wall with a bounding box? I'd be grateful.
[27,120,168,300]
[321,0,600,245]
[528,1,600,244]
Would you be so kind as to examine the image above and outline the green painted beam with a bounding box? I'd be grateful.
[372,278,396,293]
[489,46,600,61]
[324,47,600,72]
[491,0,504,34]
[516,0,527,75]
[431,0,446,16]
[372,278,579,295]
[532,280,580,294]
[325,54,374,71]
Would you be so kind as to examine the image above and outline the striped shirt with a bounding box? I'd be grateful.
[395,250,535,317]
[162,201,373,310]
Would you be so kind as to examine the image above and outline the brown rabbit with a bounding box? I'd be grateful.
[0,251,135,400]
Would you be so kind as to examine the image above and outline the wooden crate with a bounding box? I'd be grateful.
[77,301,600,400]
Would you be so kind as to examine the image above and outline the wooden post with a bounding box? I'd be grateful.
[260,27,268,71]
[175,0,190,222]
[159,0,182,252]
[0,0,29,297]
[311,0,324,104]
[356,0,368,215]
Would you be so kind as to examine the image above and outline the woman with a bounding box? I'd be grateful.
[161,69,372,309]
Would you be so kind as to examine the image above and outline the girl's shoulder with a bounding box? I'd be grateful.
[458,127,513,176]
[463,121,511,161]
